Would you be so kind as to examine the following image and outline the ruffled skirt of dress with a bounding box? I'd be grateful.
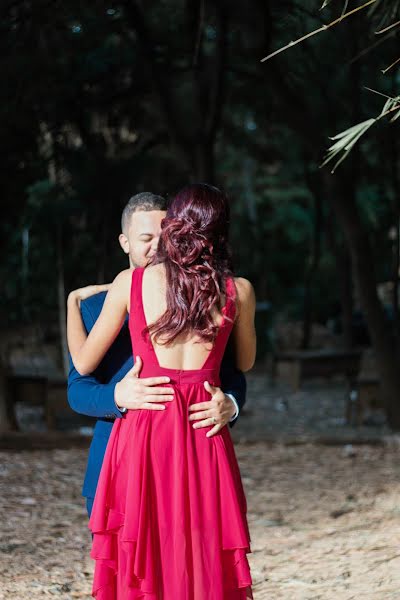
[88,385,253,600]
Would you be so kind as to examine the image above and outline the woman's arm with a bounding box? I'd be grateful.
[231,277,256,372]
[67,269,132,376]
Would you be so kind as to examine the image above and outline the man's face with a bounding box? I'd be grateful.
[119,210,166,268]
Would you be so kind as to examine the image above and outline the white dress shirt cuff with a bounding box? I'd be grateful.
[225,393,239,422]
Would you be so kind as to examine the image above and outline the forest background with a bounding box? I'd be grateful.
[2,0,400,425]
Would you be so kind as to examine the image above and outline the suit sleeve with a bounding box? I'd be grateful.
[220,338,247,428]
[67,300,124,419]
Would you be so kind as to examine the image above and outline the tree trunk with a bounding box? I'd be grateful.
[325,211,354,347]
[0,364,11,433]
[97,201,108,284]
[337,250,354,348]
[301,194,322,349]
[326,173,400,429]
[193,141,215,182]
[389,92,400,342]
[57,226,69,377]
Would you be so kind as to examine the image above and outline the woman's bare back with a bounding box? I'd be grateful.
[140,263,229,370]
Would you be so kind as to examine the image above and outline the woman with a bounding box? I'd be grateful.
[68,183,256,599]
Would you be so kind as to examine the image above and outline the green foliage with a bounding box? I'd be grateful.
[0,0,398,350]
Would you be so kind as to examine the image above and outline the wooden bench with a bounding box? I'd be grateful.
[271,349,362,391]
[346,376,382,426]
[6,374,49,430]
[5,373,70,431]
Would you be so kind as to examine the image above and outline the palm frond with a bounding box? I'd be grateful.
[321,119,375,172]
[321,93,400,172]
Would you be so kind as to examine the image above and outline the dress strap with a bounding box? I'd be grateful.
[129,267,146,327]
[223,276,237,322]
[201,277,237,370]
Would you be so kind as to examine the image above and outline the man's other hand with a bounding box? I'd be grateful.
[188,382,236,437]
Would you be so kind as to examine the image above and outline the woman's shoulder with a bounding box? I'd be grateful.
[144,262,166,281]
[233,277,255,299]
[109,268,135,295]
[113,268,134,283]
[233,277,256,316]
[146,262,164,273]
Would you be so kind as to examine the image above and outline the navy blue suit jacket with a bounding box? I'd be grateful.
[68,292,246,500]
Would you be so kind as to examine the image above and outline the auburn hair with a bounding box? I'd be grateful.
[147,183,234,345]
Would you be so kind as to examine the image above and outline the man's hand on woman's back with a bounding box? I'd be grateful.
[114,356,175,411]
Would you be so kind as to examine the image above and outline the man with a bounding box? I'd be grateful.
[68,192,246,518]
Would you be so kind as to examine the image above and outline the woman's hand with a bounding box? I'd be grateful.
[68,284,111,307]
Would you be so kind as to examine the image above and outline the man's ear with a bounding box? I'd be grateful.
[119,233,129,255]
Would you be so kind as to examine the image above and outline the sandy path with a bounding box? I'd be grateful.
[1,442,400,599]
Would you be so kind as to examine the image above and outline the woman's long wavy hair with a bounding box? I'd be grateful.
[146,183,234,345]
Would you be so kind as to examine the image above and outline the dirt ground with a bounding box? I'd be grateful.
[1,374,400,599]
[1,442,400,600]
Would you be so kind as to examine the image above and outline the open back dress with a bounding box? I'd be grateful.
[88,267,253,599]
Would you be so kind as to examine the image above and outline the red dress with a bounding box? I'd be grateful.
[88,268,253,599]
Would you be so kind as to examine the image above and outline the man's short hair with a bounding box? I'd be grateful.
[121,192,168,233]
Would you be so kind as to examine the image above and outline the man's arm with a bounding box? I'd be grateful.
[67,299,125,419]
[220,339,247,428]
[68,357,125,419]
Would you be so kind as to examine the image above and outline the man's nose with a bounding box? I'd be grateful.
[151,237,159,252]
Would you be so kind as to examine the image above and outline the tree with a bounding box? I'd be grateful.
[261,0,400,427]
